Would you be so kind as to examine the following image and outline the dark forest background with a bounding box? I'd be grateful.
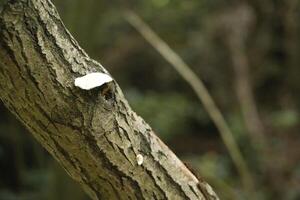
[1,0,300,199]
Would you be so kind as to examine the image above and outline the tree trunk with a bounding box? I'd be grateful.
[0,0,218,199]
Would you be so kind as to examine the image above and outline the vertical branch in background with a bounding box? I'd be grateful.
[228,37,267,150]
[124,10,254,191]
[283,0,299,76]
[224,4,267,153]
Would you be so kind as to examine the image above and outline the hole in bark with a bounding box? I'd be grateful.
[100,82,115,101]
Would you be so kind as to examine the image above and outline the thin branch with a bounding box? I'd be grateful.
[124,10,254,191]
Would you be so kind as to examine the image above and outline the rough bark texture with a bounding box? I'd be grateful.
[0,0,218,199]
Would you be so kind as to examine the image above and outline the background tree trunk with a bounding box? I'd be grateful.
[0,0,218,199]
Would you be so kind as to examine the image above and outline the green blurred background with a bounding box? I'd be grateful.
[1,0,300,199]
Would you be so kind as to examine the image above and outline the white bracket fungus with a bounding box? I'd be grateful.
[136,154,144,165]
[74,72,113,90]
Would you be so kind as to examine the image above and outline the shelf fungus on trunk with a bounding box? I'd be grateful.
[74,72,113,90]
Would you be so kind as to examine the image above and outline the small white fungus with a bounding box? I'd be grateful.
[136,154,144,165]
[74,72,113,90]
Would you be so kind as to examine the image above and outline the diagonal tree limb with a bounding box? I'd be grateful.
[0,0,218,199]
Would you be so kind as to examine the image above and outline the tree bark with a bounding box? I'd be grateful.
[0,0,218,199]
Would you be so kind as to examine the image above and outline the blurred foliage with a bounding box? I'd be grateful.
[126,90,209,139]
[1,0,300,199]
